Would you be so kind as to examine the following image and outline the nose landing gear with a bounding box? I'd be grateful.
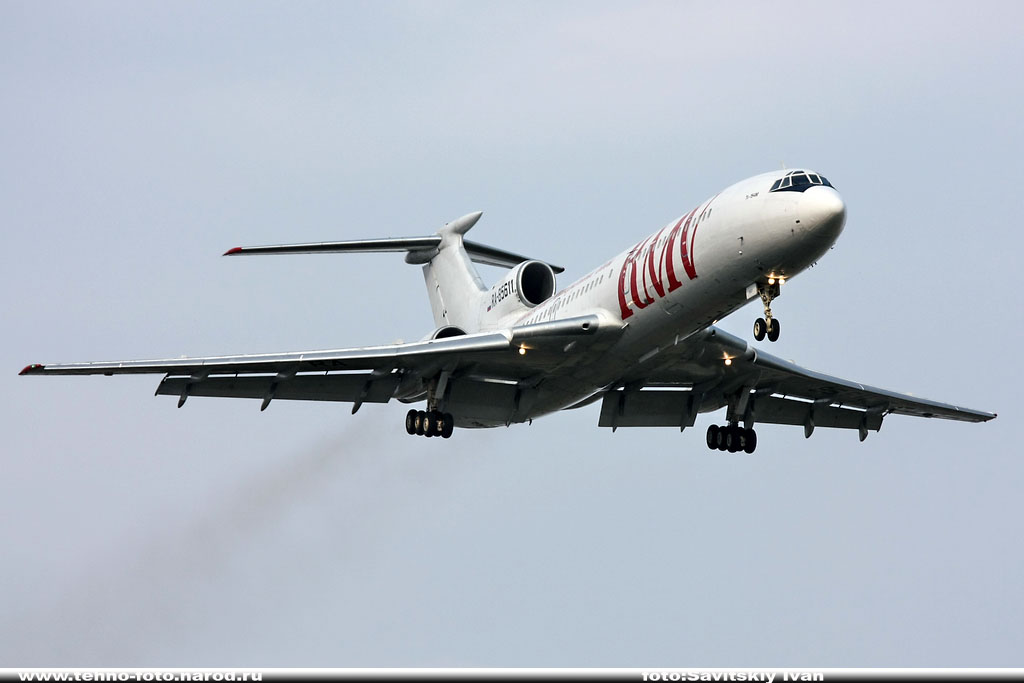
[753,317,780,342]
[753,279,782,342]
[405,408,455,439]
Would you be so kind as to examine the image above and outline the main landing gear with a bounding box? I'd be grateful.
[405,409,454,439]
[706,423,757,453]
[753,279,782,342]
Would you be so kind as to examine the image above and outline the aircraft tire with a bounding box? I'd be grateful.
[441,413,454,439]
[706,424,719,449]
[725,427,738,452]
[715,427,728,451]
[405,409,418,435]
[414,411,426,436]
[744,428,757,454]
[753,318,767,341]
[423,411,436,437]
[767,318,781,342]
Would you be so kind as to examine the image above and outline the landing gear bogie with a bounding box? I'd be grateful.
[706,423,757,453]
[405,409,455,439]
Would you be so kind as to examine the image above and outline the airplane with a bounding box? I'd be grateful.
[20,169,996,452]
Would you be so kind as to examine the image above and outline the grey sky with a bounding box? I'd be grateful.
[2,0,1021,667]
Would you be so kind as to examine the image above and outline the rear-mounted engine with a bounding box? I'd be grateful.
[487,260,556,318]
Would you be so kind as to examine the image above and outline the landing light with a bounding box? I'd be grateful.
[724,358,733,366]
[518,346,527,356]
[768,277,776,285]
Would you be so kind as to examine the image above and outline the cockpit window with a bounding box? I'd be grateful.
[769,170,834,193]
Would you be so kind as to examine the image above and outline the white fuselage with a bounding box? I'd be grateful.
[459,170,846,426]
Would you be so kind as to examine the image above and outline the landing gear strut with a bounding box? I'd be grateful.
[406,408,454,439]
[706,423,757,453]
[753,279,782,342]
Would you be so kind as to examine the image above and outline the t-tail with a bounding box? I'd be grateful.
[223,212,563,335]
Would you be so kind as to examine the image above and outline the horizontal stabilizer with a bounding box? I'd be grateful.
[225,237,563,273]
[223,211,563,272]
[464,240,564,273]
[223,236,441,257]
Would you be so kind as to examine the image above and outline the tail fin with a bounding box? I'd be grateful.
[224,212,563,333]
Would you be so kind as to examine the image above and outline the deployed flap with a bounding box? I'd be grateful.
[597,389,884,433]
[156,373,400,404]
[598,390,701,429]
[743,395,884,431]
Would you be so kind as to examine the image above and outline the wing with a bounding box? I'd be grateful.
[20,316,607,412]
[598,326,996,437]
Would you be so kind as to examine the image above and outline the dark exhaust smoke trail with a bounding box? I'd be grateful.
[6,417,416,665]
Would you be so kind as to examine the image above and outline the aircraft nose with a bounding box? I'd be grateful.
[801,186,846,242]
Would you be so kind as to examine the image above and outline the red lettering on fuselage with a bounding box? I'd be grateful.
[679,210,698,281]
[630,236,655,312]
[645,228,667,299]
[617,199,712,320]
[617,243,641,319]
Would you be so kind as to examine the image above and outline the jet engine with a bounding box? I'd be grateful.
[486,260,557,319]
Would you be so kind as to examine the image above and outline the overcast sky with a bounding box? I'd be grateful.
[2,0,1021,667]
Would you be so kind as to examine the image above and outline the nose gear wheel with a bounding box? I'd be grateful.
[754,280,782,342]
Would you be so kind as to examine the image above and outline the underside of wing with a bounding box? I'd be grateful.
[599,326,996,435]
[21,315,611,417]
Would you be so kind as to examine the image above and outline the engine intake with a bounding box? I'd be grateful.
[518,261,556,306]
[430,325,467,340]
[487,260,557,319]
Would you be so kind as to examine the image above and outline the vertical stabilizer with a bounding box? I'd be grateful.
[413,212,488,332]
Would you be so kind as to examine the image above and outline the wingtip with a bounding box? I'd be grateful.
[223,247,243,256]
[19,363,44,375]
